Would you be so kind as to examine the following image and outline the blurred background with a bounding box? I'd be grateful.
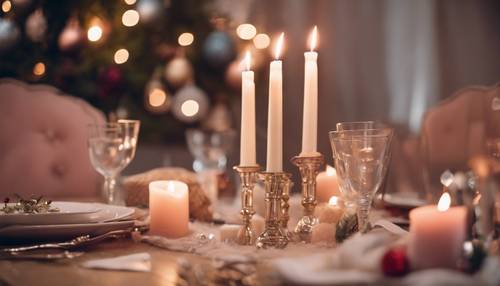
[0,0,499,196]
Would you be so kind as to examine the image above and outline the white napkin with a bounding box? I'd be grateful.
[81,252,151,272]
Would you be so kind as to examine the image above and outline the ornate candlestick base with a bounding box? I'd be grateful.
[233,165,260,245]
[292,154,325,242]
[256,172,290,249]
[280,175,293,239]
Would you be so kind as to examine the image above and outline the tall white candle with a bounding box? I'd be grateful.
[301,26,320,156]
[266,33,284,172]
[240,51,256,166]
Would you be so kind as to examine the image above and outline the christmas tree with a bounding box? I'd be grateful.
[0,0,265,143]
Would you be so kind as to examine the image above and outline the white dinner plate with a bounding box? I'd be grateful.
[0,220,135,242]
[0,202,135,226]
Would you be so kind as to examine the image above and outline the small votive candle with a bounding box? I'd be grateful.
[318,196,345,224]
[316,165,340,203]
[311,223,336,245]
[408,192,467,270]
[149,180,190,238]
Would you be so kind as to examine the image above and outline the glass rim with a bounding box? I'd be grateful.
[87,122,122,129]
[117,119,141,125]
[329,128,393,140]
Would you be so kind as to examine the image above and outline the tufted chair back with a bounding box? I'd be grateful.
[420,83,500,201]
[0,79,106,198]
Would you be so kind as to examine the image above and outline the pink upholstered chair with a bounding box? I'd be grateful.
[0,79,106,198]
[420,83,500,201]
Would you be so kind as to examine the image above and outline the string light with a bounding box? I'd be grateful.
[87,18,103,42]
[124,0,136,5]
[1,0,11,13]
[33,62,46,76]
[236,23,257,40]
[181,99,199,117]
[178,32,194,46]
[149,88,167,107]
[114,48,129,64]
[253,33,270,49]
[122,9,139,27]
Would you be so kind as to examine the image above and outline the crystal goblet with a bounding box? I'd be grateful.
[329,128,393,232]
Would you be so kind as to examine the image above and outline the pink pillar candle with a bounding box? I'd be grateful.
[149,180,189,238]
[316,165,340,203]
[408,193,467,270]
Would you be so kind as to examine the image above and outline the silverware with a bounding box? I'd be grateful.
[0,251,84,260]
[0,225,148,253]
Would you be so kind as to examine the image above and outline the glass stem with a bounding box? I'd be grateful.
[356,194,372,233]
[103,176,117,204]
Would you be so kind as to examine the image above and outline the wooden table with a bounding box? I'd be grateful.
[0,238,280,286]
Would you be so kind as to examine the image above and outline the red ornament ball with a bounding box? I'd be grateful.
[381,247,410,277]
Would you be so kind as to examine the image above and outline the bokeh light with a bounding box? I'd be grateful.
[149,88,166,107]
[114,48,129,64]
[87,25,103,42]
[1,0,11,13]
[124,0,136,5]
[236,23,257,40]
[178,32,194,46]
[122,9,139,27]
[33,62,46,76]
[181,99,199,117]
[253,33,270,49]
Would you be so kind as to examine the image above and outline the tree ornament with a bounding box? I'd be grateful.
[98,66,123,98]
[202,31,236,69]
[171,84,209,123]
[0,18,20,53]
[224,60,242,89]
[137,0,162,24]
[144,77,171,114]
[164,56,193,88]
[381,247,410,277]
[25,9,47,42]
[58,18,83,51]
[203,102,232,131]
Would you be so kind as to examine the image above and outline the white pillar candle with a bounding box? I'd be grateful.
[240,51,256,166]
[316,165,340,203]
[149,180,189,238]
[266,33,284,172]
[301,26,320,156]
[409,192,467,270]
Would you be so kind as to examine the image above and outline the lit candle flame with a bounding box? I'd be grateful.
[309,26,318,52]
[244,51,251,71]
[274,32,285,59]
[326,165,336,176]
[328,196,338,206]
[437,192,451,212]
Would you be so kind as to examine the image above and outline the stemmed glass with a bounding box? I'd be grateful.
[329,128,393,232]
[334,122,391,207]
[88,120,140,204]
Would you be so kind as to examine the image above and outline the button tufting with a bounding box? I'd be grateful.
[51,163,66,178]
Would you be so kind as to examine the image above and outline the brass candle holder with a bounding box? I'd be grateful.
[292,154,325,242]
[280,175,293,239]
[256,172,291,249]
[233,165,260,245]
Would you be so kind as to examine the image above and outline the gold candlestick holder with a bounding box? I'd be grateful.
[256,172,290,249]
[292,154,325,242]
[280,175,293,238]
[233,165,260,245]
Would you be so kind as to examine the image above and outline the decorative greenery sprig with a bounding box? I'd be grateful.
[1,195,60,214]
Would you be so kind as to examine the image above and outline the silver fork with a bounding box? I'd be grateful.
[0,226,147,253]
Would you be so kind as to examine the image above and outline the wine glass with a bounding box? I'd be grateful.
[329,128,393,232]
[334,122,392,207]
[88,121,140,205]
